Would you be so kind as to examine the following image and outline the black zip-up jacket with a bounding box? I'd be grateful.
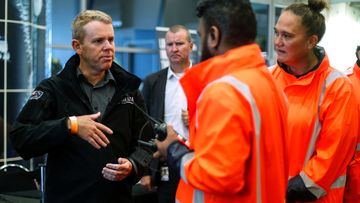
[10,54,152,203]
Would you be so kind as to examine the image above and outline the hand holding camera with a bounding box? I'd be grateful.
[153,124,179,160]
[130,101,188,166]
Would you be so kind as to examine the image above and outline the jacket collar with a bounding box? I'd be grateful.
[58,54,141,92]
[180,43,265,121]
[277,46,326,78]
[275,47,330,87]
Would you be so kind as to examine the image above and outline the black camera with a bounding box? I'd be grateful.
[129,119,168,168]
[153,123,167,141]
[130,100,188,168]
[137,122,167,152]
[128,100,172,168]
[129,101,168,152]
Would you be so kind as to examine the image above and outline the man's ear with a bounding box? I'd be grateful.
[207,26,221,51]
[72,39,81,55]
[189,41,193,51]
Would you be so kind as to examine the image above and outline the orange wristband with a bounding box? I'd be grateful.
[69,116,78,134]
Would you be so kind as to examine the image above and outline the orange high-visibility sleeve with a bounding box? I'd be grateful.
[344,63,360,203]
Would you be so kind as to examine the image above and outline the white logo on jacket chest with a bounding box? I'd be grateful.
[121,96,134,104]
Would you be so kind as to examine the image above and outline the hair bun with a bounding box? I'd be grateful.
[308,0,328,13]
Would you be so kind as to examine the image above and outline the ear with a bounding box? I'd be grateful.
[307,35,318,50]
[72,39,82,55]
[207,26,221,50]
[189,41,194,51]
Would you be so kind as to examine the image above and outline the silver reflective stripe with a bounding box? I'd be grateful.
[303,71,344,166]
[357,143,360,151]
[319,71,344,105]
[303,117,322,167]
[300,70,346,198]
[193,189,205,203]
[300,171,327,198]
[197,75,262,203]
[180,152,194,184]
[178,156,206,203]
[330,175,346,189]
[300,173,348,197]
[176,199,180,203]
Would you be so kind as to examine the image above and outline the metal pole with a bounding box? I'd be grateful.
[267,0,276,65]
[40,164,46,203]
[80,0,87,11]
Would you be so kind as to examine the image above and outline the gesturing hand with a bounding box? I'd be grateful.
[74,112,113,149]
[102,158,133,181]
[140,175,155,191]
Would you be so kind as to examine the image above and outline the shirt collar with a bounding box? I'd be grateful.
[77,68,116,86]
[167,62,192,80]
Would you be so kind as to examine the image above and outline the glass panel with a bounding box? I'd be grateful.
[32,28,46,86]
[6,25,47,89]
[6,23,32,89]
[7,1,30,22]
[33,0,46,26]
[0,0,48,169]
[0,22,4,90]
[252,3,269,52]
[0,0,4,20]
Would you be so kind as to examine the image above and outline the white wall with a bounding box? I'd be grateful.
[319,3,360,70]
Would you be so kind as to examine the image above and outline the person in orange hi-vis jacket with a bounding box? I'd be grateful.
[343,46,360,203]
[153,0,289,202]
[271,0,358,202]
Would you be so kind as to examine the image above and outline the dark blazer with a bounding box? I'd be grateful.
[141,67,168,122]
[141,67,180,203]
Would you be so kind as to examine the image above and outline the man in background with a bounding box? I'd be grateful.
[140,25,193,203]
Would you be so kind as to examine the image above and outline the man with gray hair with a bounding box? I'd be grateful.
[140,24,193,203]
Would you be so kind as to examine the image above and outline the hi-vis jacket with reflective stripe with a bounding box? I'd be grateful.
[177,44,289,203]
[271,52,358,202]
[344,62,360,203]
